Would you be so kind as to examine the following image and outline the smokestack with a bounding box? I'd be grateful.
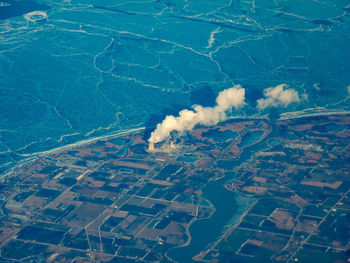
[148,85,245,150]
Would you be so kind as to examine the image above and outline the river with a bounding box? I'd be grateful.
[168,175,254,262]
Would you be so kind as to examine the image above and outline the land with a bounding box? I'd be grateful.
[0,113,349,262]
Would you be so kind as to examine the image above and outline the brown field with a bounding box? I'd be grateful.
[104,142,120,148]
[305,151,322,160]
[249,239,263,246]
[113,160,150,170]
[132,136,145,145]
[150,179,174,186]
[269,209,295,230]
[252,176,267,183]
[241,186,267,194]
[84,177,105,188]
[226,141,241,155]
[301,180,342,189]
[290,195,308,207]
[114,211,128,218]
[0,223,19,243]
[295,218,318,233]
[218,122,249,132]
[291,124,313,132]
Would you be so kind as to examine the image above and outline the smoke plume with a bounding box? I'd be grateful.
[148,85,245,151]
[257,84,300,110]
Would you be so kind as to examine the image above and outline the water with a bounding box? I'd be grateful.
[168,176,254,262]
[1,0,350,174]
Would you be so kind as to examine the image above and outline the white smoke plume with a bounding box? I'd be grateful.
[148,85,245,150]
[257,84,300,110]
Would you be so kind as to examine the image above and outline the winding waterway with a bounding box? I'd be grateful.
[168,175,254,262]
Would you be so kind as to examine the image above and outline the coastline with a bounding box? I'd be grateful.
[2,108,349,180]
[0,126,145,179]
[278,108,350,120]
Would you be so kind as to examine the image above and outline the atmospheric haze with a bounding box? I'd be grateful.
[148,85,245,151]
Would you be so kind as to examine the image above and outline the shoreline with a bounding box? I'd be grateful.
[278,108,350,120]
[0,126,145,179]
[2,109,349,180]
